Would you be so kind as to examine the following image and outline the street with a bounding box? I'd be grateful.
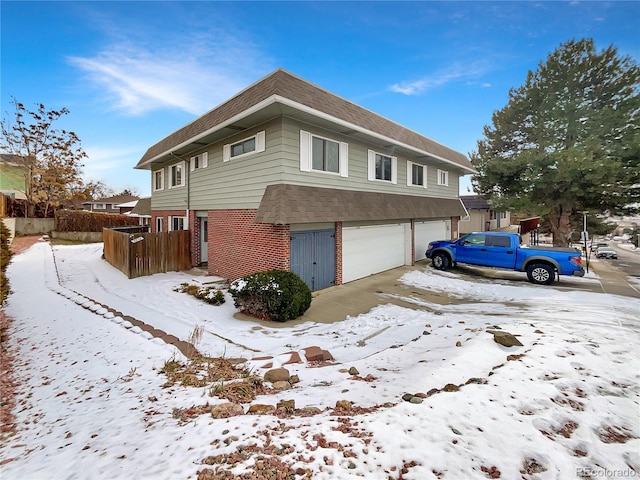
[605,242,640,279]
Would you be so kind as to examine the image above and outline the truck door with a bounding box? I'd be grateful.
[455,234,488,266]
[484,235,517,268]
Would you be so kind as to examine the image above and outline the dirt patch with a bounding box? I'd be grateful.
[0,310,18,443]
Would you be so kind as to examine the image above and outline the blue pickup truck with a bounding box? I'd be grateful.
[425,232,585,285]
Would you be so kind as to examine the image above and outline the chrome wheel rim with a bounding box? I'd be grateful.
[532,267,550,282]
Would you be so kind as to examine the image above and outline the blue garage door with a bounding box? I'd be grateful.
[290,229,336,291]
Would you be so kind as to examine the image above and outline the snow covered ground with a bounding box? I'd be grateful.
[1,240,639,479]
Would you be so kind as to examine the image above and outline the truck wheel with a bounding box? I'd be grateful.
[526,263,555,285]
[432,252,451,271]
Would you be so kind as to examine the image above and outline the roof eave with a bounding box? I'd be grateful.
[135,95,475,174]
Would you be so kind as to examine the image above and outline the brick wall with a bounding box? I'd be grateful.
[450,216,459,240]
[208,209,290,281]
[190,211,199,266]
[152,210,187,233]
[335,221,343,285]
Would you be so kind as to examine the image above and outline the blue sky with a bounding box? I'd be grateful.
[2,1,639,197]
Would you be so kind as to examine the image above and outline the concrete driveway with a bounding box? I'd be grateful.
[301,256,639,324]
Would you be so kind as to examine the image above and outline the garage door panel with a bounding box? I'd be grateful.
[343,224,406,283]
[415,220,449,260]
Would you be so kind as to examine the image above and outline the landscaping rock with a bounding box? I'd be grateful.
[491,331,523,347]
[272,381,291,391]
[277,399,295,411]
[264,367,290,383]
[211,403,244,419]
[247,404,275,415]
[304,346,334,362]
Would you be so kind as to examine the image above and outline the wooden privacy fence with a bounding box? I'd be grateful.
[103,227,191,279]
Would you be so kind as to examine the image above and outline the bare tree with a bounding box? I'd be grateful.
[1,98,88,217]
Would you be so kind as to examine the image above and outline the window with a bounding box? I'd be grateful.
[367,150,397,183]
[170,216,186,231]
[190,152,208,171]
[156,217,163,233]
[485,235,511,247]
[407,161,426,187]
[153,169,164,191]
[223,131,265,162]
[460,234,486,246]
[93,203,105,210]
[312,136,340,173]
[500,211,507,220]
[169,162,184,188]
[437,169,449,186]
[299,130,348,177]
[232,138,255,157]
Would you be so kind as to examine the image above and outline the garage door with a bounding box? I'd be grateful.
[414,220,450,261]
[290,229,336,291]
[342,223,408,283]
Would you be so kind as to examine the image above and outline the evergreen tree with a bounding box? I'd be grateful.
[471,39,640,246]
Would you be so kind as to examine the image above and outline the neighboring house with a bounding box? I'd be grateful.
[459,195,511,235]
[0,154,28,200]
[82,195,139,214]
[114,199,138,215]
[127,197,151,226]
[135,69,476,290]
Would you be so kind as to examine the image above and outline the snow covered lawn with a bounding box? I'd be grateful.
[1,241,639,479]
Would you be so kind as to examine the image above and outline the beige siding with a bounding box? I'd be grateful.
[150,164,188,211]
[150,115,463,212]
[280,118,461,199]
[153,118,285,211]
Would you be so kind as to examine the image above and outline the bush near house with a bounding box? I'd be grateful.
[0,220,13,304]
[229,270,312,322]
[55,209,139,232]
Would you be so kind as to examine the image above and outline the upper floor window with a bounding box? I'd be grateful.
[299,130,348,177]
[153,169,164,191]
[190,152,208,171]
[93,203,105,210]
[407,161,426,187]
[169,162,185,188]
[223,131,265,162]
[312,136,340,173]
[368,150,397,183]
[437,169,449,186]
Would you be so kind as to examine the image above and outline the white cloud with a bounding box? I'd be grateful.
[68,32,269,116]
[389,61,493,96]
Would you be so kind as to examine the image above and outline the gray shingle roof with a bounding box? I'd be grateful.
[137,69,473,171]
[255,184,467,225]
[131,197,151,216]
[460,195,491,210]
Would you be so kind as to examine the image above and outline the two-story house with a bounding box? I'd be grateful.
[135,69,476,291]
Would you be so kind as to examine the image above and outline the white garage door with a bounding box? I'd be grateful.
[342,223,408,283]
[414,220,450,261]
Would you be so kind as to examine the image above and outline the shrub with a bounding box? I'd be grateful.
[229,270,311,322]
[0,220,13,304]
[174,283,226,305]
